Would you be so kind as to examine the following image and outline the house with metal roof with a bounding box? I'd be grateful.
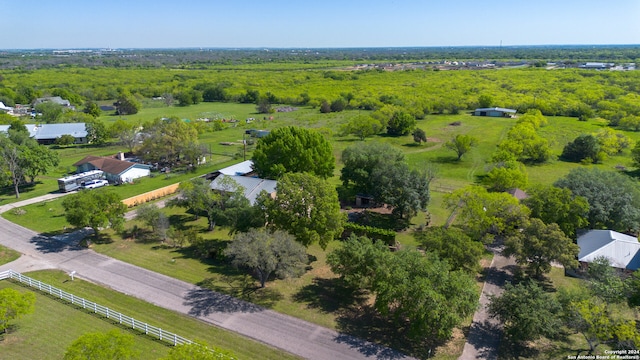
[210,174,276,205]
[577,230,640,272]
[0,123,88,144]
[74,155,151,184]
[474,107,517,118]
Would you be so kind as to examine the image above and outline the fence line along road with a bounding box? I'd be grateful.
[0,269,236,359]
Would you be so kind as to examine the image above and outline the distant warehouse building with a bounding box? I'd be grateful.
[474,107,517,118]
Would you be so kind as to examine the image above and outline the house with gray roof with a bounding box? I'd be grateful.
[0,123,88,144]
[577,230,640,272]
[210,174,277,205]
[33,96,72,108]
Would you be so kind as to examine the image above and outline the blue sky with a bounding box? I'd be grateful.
[2,0,639,49]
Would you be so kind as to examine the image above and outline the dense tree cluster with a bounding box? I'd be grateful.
[252,126,335,179]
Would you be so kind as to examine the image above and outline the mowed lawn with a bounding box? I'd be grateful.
[0,270,299,360]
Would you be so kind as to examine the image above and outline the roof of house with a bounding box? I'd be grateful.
[210,174,277,205]
[74,155,150,176]
[577,230,640,271]
[217,160,255,176]
[507,188,528,200]
[475,107,517,113]
[0,123,87,140]
[33,96,71,107]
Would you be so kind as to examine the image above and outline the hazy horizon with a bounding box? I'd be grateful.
[2,0,639,49]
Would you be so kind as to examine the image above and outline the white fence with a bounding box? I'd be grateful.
[0,269,235,358]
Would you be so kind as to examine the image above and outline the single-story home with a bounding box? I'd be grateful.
[474,107,517,118]
[210,174,277,205]
[507,188,528,201]
[74,155,151,184]
[577,230,640,272]
[205,160,256,180]
[0,123,88,144]
[33,96,73,108]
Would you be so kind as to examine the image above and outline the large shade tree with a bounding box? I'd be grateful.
[522,185,589,237]
[261,172,344,249]
[62,190,127,238]
[252,126,335,179]
[0,288,36,334]
[225,229,307,288]
[555,168,640,232]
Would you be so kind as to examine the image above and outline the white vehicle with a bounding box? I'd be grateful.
[81,179,109,189]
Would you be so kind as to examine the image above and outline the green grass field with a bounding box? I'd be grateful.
[0,270,299,360]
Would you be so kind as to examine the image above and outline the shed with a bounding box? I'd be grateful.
[474,107,517,118]
[577,230,640,271]
[0,123,88,144]
[74,155,151,184]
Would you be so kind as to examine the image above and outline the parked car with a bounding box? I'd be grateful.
[81,179,109,189]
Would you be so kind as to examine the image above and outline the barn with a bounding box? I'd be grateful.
[474,107,517,118]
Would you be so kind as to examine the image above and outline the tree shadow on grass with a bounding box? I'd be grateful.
[433,155,461,164]
[292,277,367,313]
[335,305,445,359]
[194,275,283,310]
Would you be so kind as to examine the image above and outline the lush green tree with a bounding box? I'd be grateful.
[329,238,477,341]
[163,341,236,360]
[83,100,101,117]
[522,185,589,237]
[225,228,307,288]
[561,134,603,163]
[114,92,141,115]
[370,161,431,220]
[413,226,484,273]
[0,288,36,334]
[62,190,127,238]
[478,94,493,108]
[139,117,199,166]
[631,141,640,168]
[110,119,140,153]
[170,177,250,232]
[174,89,203,106]
[483,160,528,192]
[0,137,25,198]
[63,330,137,360]
[20,141,60,183]
[200,84,229,102]
[445,185,530,243]
[562,298,640,355]
[330,98,346,112]
[340,142,405,195]
[504,218,579,277]
[594,128,631,155]
[586,256,627,304]
[374,250,477,340]
[256,96,274,114]
[252,126,335,179]
[55,134,76,146]
[85,119,109,145]
[626,270,640,307]
[327,235,390,290]
[135,203,170,241]
[445,134,478,160]
[619,115,640,131]
[340,114,382,140]
[35,101,64,123]
[488,281,563,343]
[386,111,416,136]
[412,127,427,144]
[261,173,344,249]
[555,168,640,232]
[238,89,259,104]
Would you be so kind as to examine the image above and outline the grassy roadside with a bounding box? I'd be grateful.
[0,270,300,360]
[0,245,20,266]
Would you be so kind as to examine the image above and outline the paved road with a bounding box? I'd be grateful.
[0,202,411,360]
[458,244,515,360]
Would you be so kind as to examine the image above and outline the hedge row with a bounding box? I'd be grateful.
[341,222,396,246]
